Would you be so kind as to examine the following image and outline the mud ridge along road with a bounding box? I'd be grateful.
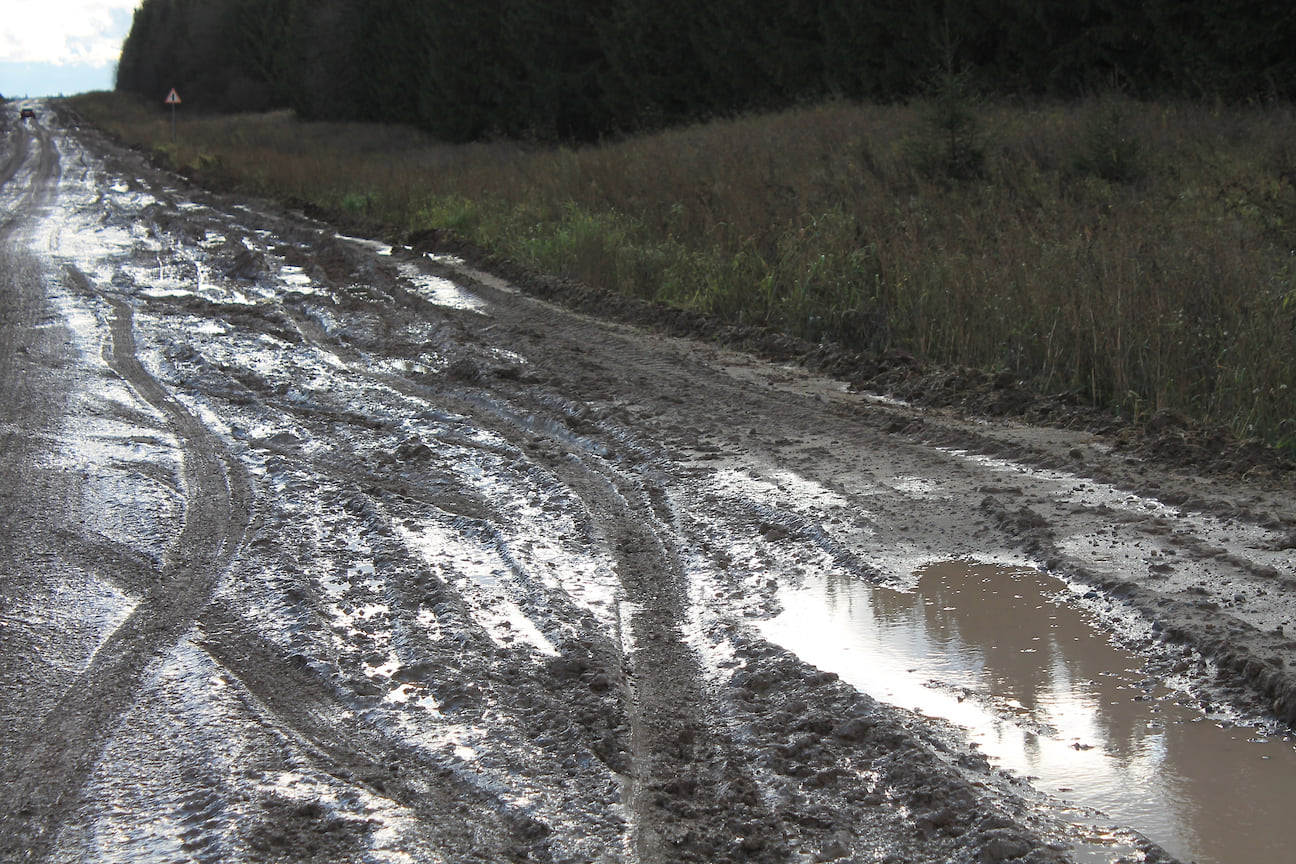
[1,101,1294,864]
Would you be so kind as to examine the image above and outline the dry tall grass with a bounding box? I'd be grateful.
[71,92,1296,454]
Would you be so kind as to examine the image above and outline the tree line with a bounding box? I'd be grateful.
[116,0,1296,141]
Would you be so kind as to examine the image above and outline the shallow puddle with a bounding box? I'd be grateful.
[760,561,1296,864]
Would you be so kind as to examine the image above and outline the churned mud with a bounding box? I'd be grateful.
[0,101,1293,864]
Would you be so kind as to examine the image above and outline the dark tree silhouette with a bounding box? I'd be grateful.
[115,0,1296,141]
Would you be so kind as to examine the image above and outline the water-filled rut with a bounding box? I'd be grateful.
[763,560,1296,864]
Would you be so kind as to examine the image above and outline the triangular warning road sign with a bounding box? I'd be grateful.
[165,88,182,105]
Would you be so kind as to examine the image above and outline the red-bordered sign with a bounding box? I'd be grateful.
[165,88,182,105]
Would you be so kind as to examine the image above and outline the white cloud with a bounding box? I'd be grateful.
[0,1,140,67]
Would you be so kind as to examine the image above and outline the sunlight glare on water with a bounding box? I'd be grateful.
[760,560,1296,864]
[395,261,488,313]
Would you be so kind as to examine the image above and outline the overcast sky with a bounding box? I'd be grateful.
[2,0,140,98]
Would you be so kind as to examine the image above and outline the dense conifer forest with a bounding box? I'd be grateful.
[116,0,1296,141]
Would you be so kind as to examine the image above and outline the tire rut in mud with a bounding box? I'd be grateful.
[194,606,549,862]
[0,291,251,859]
[0,123,31,203]
[0,123,59,241]
[0,118,86,857]
[552,459,788,862]
[276,285,789,861]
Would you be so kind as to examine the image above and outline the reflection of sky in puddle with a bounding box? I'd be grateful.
[424,253,516,295]
[398,522,558,657]
[9,574,139,679]
[374,356,440,377]
[520,537,620,630]
[252,769,418,864]
[705,467,880,568]
[335,233,394,256]
[105,182,156,210]
[186,319,228,336]
[439,460,622,630]
[761,560,1296,864]
[710,467,854,509]
[52,399,183,560]
[278,264,315,290]
[889,475,948,498]
[396,262,487,313]
[859,392,912,408]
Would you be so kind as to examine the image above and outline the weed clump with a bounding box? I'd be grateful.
[904,68,985,182]
[1070,102,1145,184]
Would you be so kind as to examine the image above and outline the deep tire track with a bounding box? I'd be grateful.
[283,298,789,862]
[194,606,546,863]
[561,461,789,863]
[0,295,250,860]
[0,119,58,241]
[0,119,32,206]
[0,110,84,847]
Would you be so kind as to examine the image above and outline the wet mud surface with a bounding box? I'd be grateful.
[0,102,1293,863]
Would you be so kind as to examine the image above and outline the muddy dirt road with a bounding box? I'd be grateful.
[1,101,1294,864]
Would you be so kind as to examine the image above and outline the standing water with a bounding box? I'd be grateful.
[760,560,1296,864]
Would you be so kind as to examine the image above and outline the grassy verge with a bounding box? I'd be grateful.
[69,91,1296,456]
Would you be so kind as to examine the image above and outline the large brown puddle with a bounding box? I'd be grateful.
[761,561,1296,864]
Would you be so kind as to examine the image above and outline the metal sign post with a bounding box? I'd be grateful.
[165,88,182,142]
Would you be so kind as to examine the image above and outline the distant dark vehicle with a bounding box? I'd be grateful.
[20,108,35,120]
